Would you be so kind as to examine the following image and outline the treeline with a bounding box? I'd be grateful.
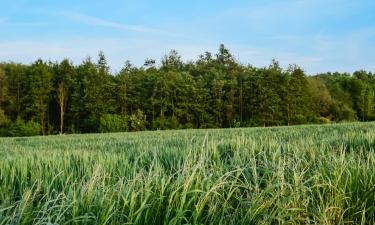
[0,44,374,136]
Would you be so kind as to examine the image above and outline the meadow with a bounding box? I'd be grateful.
[1,122,375,224]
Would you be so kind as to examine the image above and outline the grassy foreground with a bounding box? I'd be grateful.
[1,123,375,224]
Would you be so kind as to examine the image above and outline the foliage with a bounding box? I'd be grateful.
[0,118,40,137]
[129,109,147,131]
[99,110,147,133]
[99,114,129,133]
[0,46,375,136]
[0,109,8,125]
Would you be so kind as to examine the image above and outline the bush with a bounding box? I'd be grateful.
[319,117,331,124]
[152,116,179,130]
[99,114,129,133]
[129,110,147,131]
[292,114,308,125]
[100,111,147,133]
[0,118,40,137]
[82,116,101,133]
[180,123,194,129]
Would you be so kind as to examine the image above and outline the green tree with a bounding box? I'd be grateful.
[285,65,312,124]
[1,44,375,136]
[117,60,133,116]
[0,69,7,125]
[308,77,333,118]
[54,59,75,134]
[161,50,183,71]
[29,59,53,135]
[358,85,374,121]
[76,53,115,131]
[318,73,356,121]
[0,63,29,121]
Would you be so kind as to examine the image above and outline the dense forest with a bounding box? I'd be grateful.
[0,44,374,136]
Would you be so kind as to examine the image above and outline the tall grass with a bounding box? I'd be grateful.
[1,122,375,224]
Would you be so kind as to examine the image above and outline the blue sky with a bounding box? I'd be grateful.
[0,0,374,74]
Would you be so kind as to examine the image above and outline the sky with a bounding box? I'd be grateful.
[0,0,374,74]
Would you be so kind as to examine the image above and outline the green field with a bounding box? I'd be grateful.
[1,123,375,224]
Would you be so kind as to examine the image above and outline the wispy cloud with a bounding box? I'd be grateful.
[1,36,374,74]
[0,38,208,72]
[60,11,189,38]
[1,1,374,74]
[0,17,48,27]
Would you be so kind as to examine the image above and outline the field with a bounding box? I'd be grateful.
[1,123,375,224]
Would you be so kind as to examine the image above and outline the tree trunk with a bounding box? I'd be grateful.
[58,82,67,134]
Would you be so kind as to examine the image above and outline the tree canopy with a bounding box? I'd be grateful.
[0,45,373,136]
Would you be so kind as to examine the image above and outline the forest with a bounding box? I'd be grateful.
[0,44,374,136]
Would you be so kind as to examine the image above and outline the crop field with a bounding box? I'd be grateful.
[1,122,375,224]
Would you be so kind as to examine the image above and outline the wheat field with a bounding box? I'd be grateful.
[1,123,375,224]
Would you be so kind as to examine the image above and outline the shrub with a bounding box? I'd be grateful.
[129,110,147,131]
[0,118,40,137]
[292,114,308,125]
[152,116,179,130]
[99,114,129,133]
[319,117,331,124]
[181,123,194,129]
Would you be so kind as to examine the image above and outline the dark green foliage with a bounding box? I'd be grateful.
[0,45,375,136]
[99,114,129,133]
[99,110,147,133]
[28,59,53,135]
[129,109,147,131]
[0,118,40,137]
